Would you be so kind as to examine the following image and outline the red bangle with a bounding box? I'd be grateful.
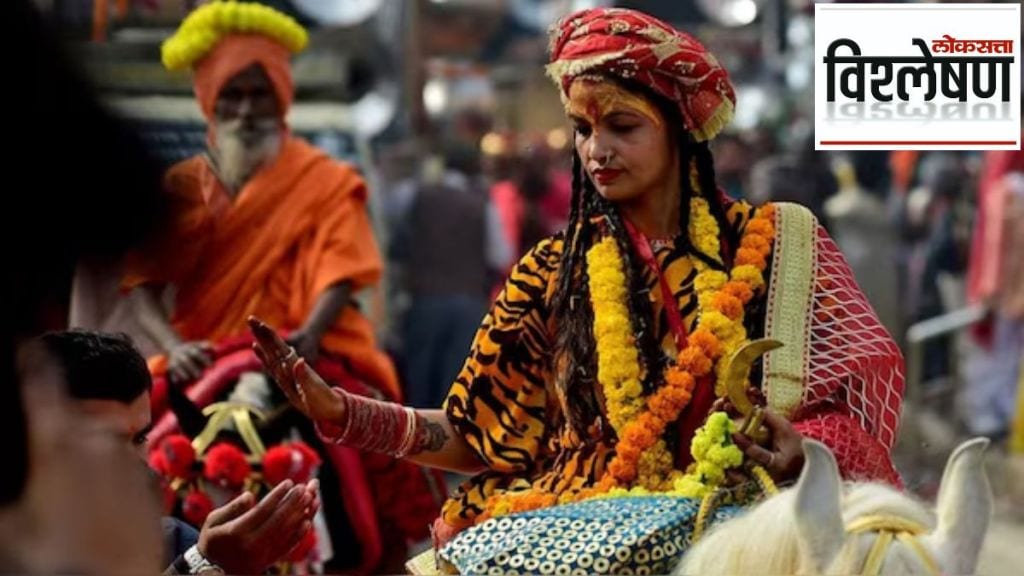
[315,387,414,457]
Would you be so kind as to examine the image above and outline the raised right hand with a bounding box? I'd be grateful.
[248,316,346,424]
[167,340,213,385]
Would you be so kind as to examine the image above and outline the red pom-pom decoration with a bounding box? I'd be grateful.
[286,528,317,563]
[262,442,322,486]
[182,490,214,527]
[203,443,252,489]
[158,434,196,479]
[148,448,169,476]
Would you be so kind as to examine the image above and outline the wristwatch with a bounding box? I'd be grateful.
[183,545,226,575]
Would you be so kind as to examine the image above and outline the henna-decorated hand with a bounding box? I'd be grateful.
[248,317,346,424]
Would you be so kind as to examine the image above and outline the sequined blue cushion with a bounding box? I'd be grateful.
[438,496,742,575]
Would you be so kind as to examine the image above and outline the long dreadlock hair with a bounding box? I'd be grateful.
[550,77,736,438]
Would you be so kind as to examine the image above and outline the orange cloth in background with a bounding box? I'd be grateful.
[123,137,400,399]
[192,34,294,121]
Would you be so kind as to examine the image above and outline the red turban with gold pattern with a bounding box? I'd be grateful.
[547,8,735,142]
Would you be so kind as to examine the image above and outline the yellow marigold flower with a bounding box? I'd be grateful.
[704,411,730,434]
[691,435,712,460]
[697,291,716,313]
[694,270,728,294]
[697,461,726,484]
[688,199,722,261]
[588,237,647,435]
[700,310,738,340]
[671,475,709,498]
[707,444,744,468]
[162,2,308,71]
[639,441,673,474]
[732,264,765,290]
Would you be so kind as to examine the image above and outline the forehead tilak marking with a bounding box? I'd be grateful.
[565,78,662,127]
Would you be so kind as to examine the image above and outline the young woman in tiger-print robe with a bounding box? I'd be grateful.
[249,6,905,551]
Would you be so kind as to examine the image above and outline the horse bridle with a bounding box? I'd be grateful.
[845,515,940,576]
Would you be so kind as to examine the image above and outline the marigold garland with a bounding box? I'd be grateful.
[478,200,776,521]
[584,412,743,500]
[161,1,308,71]
[586,238,645,434]
[604,200,774,489]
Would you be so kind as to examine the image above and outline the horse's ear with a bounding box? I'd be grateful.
[928,437,992,575]
[793,439,845,572]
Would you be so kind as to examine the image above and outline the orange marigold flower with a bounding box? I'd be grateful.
[735,247,767,269]
[615,442,642,462]
[636,412,664,438]
[740,233,771,255]
[688,329,722,359]
[745,218,775,237]
[623,424,649,446]
[662,385,689,407]
[649,390,686,421]
[609,458,637,482]
[722,281,754,304]
[648,396,674,421]
[665,369,696,391]
[678,347,713,376]
[510,493,548,513]
[712,292,744,320]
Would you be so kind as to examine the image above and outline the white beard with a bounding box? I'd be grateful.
[210,118,282,193]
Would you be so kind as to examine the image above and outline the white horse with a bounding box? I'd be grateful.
[677,438,992,575]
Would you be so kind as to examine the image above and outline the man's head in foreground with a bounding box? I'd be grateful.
[40,330,152,452]
[39,329,320,574]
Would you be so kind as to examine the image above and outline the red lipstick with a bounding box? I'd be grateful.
[592,168,623,184]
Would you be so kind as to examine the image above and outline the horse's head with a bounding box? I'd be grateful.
[678,438,992,575]
[795,438,991,575]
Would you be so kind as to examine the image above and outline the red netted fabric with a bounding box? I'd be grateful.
[793,410,902,488]
[790,225,905,485]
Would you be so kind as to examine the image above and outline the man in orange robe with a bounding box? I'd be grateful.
[122,5,440,571]
[123,33,396,401]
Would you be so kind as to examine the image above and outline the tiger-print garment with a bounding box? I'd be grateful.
[441,201,759,529]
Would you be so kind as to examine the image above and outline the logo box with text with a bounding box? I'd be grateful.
[815,3,1020,151]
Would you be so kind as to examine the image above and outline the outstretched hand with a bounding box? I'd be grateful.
[248,317,345,424]
[198,479,321,574]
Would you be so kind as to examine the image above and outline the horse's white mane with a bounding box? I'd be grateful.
[677,439,992,576]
